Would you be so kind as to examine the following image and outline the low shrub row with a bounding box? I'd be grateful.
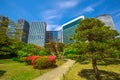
[23,56,56,69]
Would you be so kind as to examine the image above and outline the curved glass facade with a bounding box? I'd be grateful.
[62,16,84,44]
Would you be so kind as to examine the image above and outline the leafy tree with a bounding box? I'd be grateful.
[45,42,64,58]
[0,18,13,58]
[106,38,120,58]
[73,18,119,80]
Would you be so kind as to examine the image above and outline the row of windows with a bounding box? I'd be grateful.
[28,39,45,46]
[29,35,45,39]
[28,22,46,46]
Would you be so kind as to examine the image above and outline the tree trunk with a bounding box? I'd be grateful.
[92,59,101,80]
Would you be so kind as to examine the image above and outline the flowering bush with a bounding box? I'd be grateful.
[34,56,56,69]
[23,56,41,65]
[24,55,56,69]
[48,55,56,65]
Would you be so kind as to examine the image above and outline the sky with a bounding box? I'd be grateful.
[0,0,120,32]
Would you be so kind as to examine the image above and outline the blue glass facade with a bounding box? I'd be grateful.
[28,22,46,46]
[7,21,16,38]
[45,31,58,43]
[62,16,84,44]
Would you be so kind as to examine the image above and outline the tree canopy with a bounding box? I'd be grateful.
[71,18,119,80]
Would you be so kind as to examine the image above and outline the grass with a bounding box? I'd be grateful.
[0,59,66,80]
[62,59,120,80]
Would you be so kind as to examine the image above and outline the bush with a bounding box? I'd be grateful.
[12,57,19,61]
[23,56,41,65]
[34,56,56,69]
[12,57,24,63]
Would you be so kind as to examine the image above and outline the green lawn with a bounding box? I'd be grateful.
[0,59,65,80]
[62,59,120,80]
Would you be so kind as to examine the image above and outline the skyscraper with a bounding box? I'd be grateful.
[62,16,84,44]
[58,30,62,43]
[46,31,58,43]
[17,19,30,43]
[28,22,46,46]
[96,14,116,29]
[7,21,16,38]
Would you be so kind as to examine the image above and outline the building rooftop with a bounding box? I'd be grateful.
[62,16,84,27]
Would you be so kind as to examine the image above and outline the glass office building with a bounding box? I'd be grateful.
[62,16,84,44]
[45,31,58,43]
[58,30,62,43]
[7,21,16,38]
[17,19,30,43]
[28,22,46,46]
[96,14,116,30]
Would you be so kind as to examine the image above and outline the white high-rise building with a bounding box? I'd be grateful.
[96,14,116,30]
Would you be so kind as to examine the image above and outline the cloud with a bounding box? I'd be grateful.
[56,26,63,31]
[40,0,80,31]
[42,0,79,21]
[42,10,61,20]
[84,6,94,12]
[77,6,94,16]
[47,15,58,19]
[47,24,61,31]
[116,13,120,17]
[58,0,79,9]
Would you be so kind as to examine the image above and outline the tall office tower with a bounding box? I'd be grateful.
[7,21,16,38]
[17,19,30,43]
[28,22,46,46]
[0,15,9,27]
[45,31,58,43]
[62,16,84,44]
[96,14,116,29]
[58,30,62,43]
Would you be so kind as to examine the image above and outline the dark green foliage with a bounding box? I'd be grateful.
[0,19,48,59]
[71,18,119,80]
[73,18,119,59]
[17,44,48,58]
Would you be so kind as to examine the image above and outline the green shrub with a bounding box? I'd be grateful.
[34,57,56,69]
[12,57,19,61]
[12,57,24,63]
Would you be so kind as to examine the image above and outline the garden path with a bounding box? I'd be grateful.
[33,59,75,80]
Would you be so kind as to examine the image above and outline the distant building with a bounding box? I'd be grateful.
[46,31,58,43]
[7,21,16,38]
[17,19,30,43]
[96,14,116,29]
[0,15,9,27]
[28,22,46,46]
[62,16,84,44]
[58,30,62,43]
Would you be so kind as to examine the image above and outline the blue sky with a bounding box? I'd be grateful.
[0,0,120,31]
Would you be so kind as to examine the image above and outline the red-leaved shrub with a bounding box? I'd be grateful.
[24,56,41,66]
[24,55,56,69]
[34,56,56,69]
[48,55,56,64]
